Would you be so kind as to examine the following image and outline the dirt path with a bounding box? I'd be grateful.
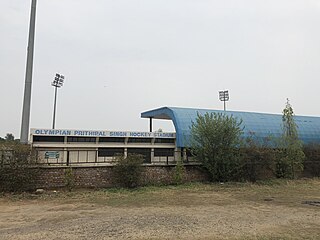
[0,180,319,239]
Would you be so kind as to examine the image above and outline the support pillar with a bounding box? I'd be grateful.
[183,148,187,162]
[124,148,128,158]
[149,117,153,132]
[175,147,181,163]
[63,147,68,164]
[150,148,154,164]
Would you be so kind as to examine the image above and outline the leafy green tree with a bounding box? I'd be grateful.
[275,99,305,178]
[190,112,244,182]
[4,133,15,142]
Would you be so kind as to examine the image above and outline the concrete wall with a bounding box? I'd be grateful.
[35,164,209,189]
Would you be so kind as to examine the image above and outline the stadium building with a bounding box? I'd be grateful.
[31,107,320,165]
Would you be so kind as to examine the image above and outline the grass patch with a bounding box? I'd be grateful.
[1,178,319,208]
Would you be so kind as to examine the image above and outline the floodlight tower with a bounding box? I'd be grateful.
[51,73,65,129]
[219,90,229,111]
[20,0,37,143]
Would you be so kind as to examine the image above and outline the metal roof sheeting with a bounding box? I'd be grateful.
[141,107,320,148]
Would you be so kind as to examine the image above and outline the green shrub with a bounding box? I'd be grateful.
[190,112,244,182]
[0,142,39,192]
[242,133,276,182]
[64,168,75,191]
[113,154,145,188]
[303,144,320,177]
[173,159,186,185]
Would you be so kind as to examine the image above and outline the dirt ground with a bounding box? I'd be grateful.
[0,179,319,240]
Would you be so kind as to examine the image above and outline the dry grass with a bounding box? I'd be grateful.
[0,178,319,239]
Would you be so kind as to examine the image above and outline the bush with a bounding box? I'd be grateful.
[113,154,145,188]
[303,144,320,177]
[64,168,75,191]
[190,112,244,182]
[0,142,39,192]
[242,134,276,182]
[173,159,186,185]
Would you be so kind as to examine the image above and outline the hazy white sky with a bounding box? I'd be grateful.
[1,0,320,138]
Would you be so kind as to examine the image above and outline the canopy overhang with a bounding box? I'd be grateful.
[141,106,320,148]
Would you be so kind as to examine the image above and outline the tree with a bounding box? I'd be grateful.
[190,112,244,182]
[275,99,305,178]
[4,133,15,142]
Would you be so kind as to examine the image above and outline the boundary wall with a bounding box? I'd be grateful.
[35,164,209,189]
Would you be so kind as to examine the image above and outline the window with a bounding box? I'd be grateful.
[128,138,151,143]
[67,137,96,143]
[99,137,125,143]
[33,136,64,142]
[154,148,174,157]
[98,148,124,157]
[154,138,175,144]
[127,148,151,163]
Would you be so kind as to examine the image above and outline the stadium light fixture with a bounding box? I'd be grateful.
[219,90,229,111]
[52,73,65,129]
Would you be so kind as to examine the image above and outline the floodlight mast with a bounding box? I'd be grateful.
[52,74,64,129]
[219,90,229,111]
[20,0,37,144]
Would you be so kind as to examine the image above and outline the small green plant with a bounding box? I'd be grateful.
[113,154,145,188]
[173,159,186,185]
[64,168,74,191]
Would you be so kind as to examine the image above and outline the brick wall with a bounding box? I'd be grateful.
[35,164,209,189]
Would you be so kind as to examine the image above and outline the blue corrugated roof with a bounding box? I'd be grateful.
[141,107,320,147]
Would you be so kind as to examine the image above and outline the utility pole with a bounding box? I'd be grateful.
[20,0,37,143]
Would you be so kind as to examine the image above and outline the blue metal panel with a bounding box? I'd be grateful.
[141,107,320,148]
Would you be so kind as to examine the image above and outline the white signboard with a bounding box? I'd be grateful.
[31,129,175,138]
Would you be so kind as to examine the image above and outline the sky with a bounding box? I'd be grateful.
[1,0,320,139]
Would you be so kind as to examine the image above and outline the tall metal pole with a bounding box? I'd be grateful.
[20,0,37,143]
[224,99,226,111]
[51,73,64,129]
[52,86,58,129]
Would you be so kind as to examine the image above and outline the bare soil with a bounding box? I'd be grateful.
[0,179,319,240]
